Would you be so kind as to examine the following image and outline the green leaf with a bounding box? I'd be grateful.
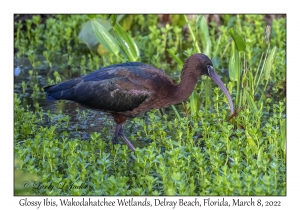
[280,119,286,154]
[119,15,133,31]
[87,14,96,19]
[195,15,203,30]
[228,53,236,82]
[199,16,211,56]
[245,130,258,154]
[113,23,140,62]
[189,90,199,118]
[244,89,258,113]
[257,146,264,166]
[229,43,239,81]
[184,15,201,53]
[110,14,117,27]
[227,27,246,52]
[78,17,125,52]
[166,48,183,66]
[264,46,277,80]
[171,105,181,120]
[91,19,120,55]
[170,15,186,27]
[248,70,254,96]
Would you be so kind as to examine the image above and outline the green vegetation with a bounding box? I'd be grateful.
[14,14,286,195]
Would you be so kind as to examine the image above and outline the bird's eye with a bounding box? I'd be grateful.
[207,65,213,76]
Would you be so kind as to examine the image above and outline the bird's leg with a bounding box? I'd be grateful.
[119,133,135,152]
[112,124,121,144]
[112,114,135,151]
[118,127,136,152]
[112,123,136,151]
[119,124,124,135]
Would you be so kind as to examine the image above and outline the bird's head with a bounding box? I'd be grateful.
[186,53,235,115]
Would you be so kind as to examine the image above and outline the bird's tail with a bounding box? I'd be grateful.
[44,78,81,101]
[44,86,58,101]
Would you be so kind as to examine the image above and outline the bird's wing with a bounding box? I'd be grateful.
[45,64,152,112]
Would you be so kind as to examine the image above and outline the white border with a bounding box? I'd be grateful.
[3,0,297,209]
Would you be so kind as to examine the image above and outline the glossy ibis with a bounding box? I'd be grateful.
[44,54,234,151]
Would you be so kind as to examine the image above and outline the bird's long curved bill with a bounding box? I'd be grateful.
[208,66,234,115]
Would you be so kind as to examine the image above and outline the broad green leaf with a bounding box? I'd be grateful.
[227,27,246,52]
[244,89,258,113]
[195,15,203,30]
[78,19,111,51]
[113,23,139,62]
[91,19,120,55]
[264,46,277,80]
[229,43,239,81]
[78,17,125,52]
[199,16,211,56]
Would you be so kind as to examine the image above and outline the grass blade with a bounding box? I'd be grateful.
[167,49,183,66]
[184,15,200,53]
[171,105,181,120]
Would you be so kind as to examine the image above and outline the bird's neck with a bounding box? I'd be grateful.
[172,68,200,104]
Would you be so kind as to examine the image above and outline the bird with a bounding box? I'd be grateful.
[44,53,234,151]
